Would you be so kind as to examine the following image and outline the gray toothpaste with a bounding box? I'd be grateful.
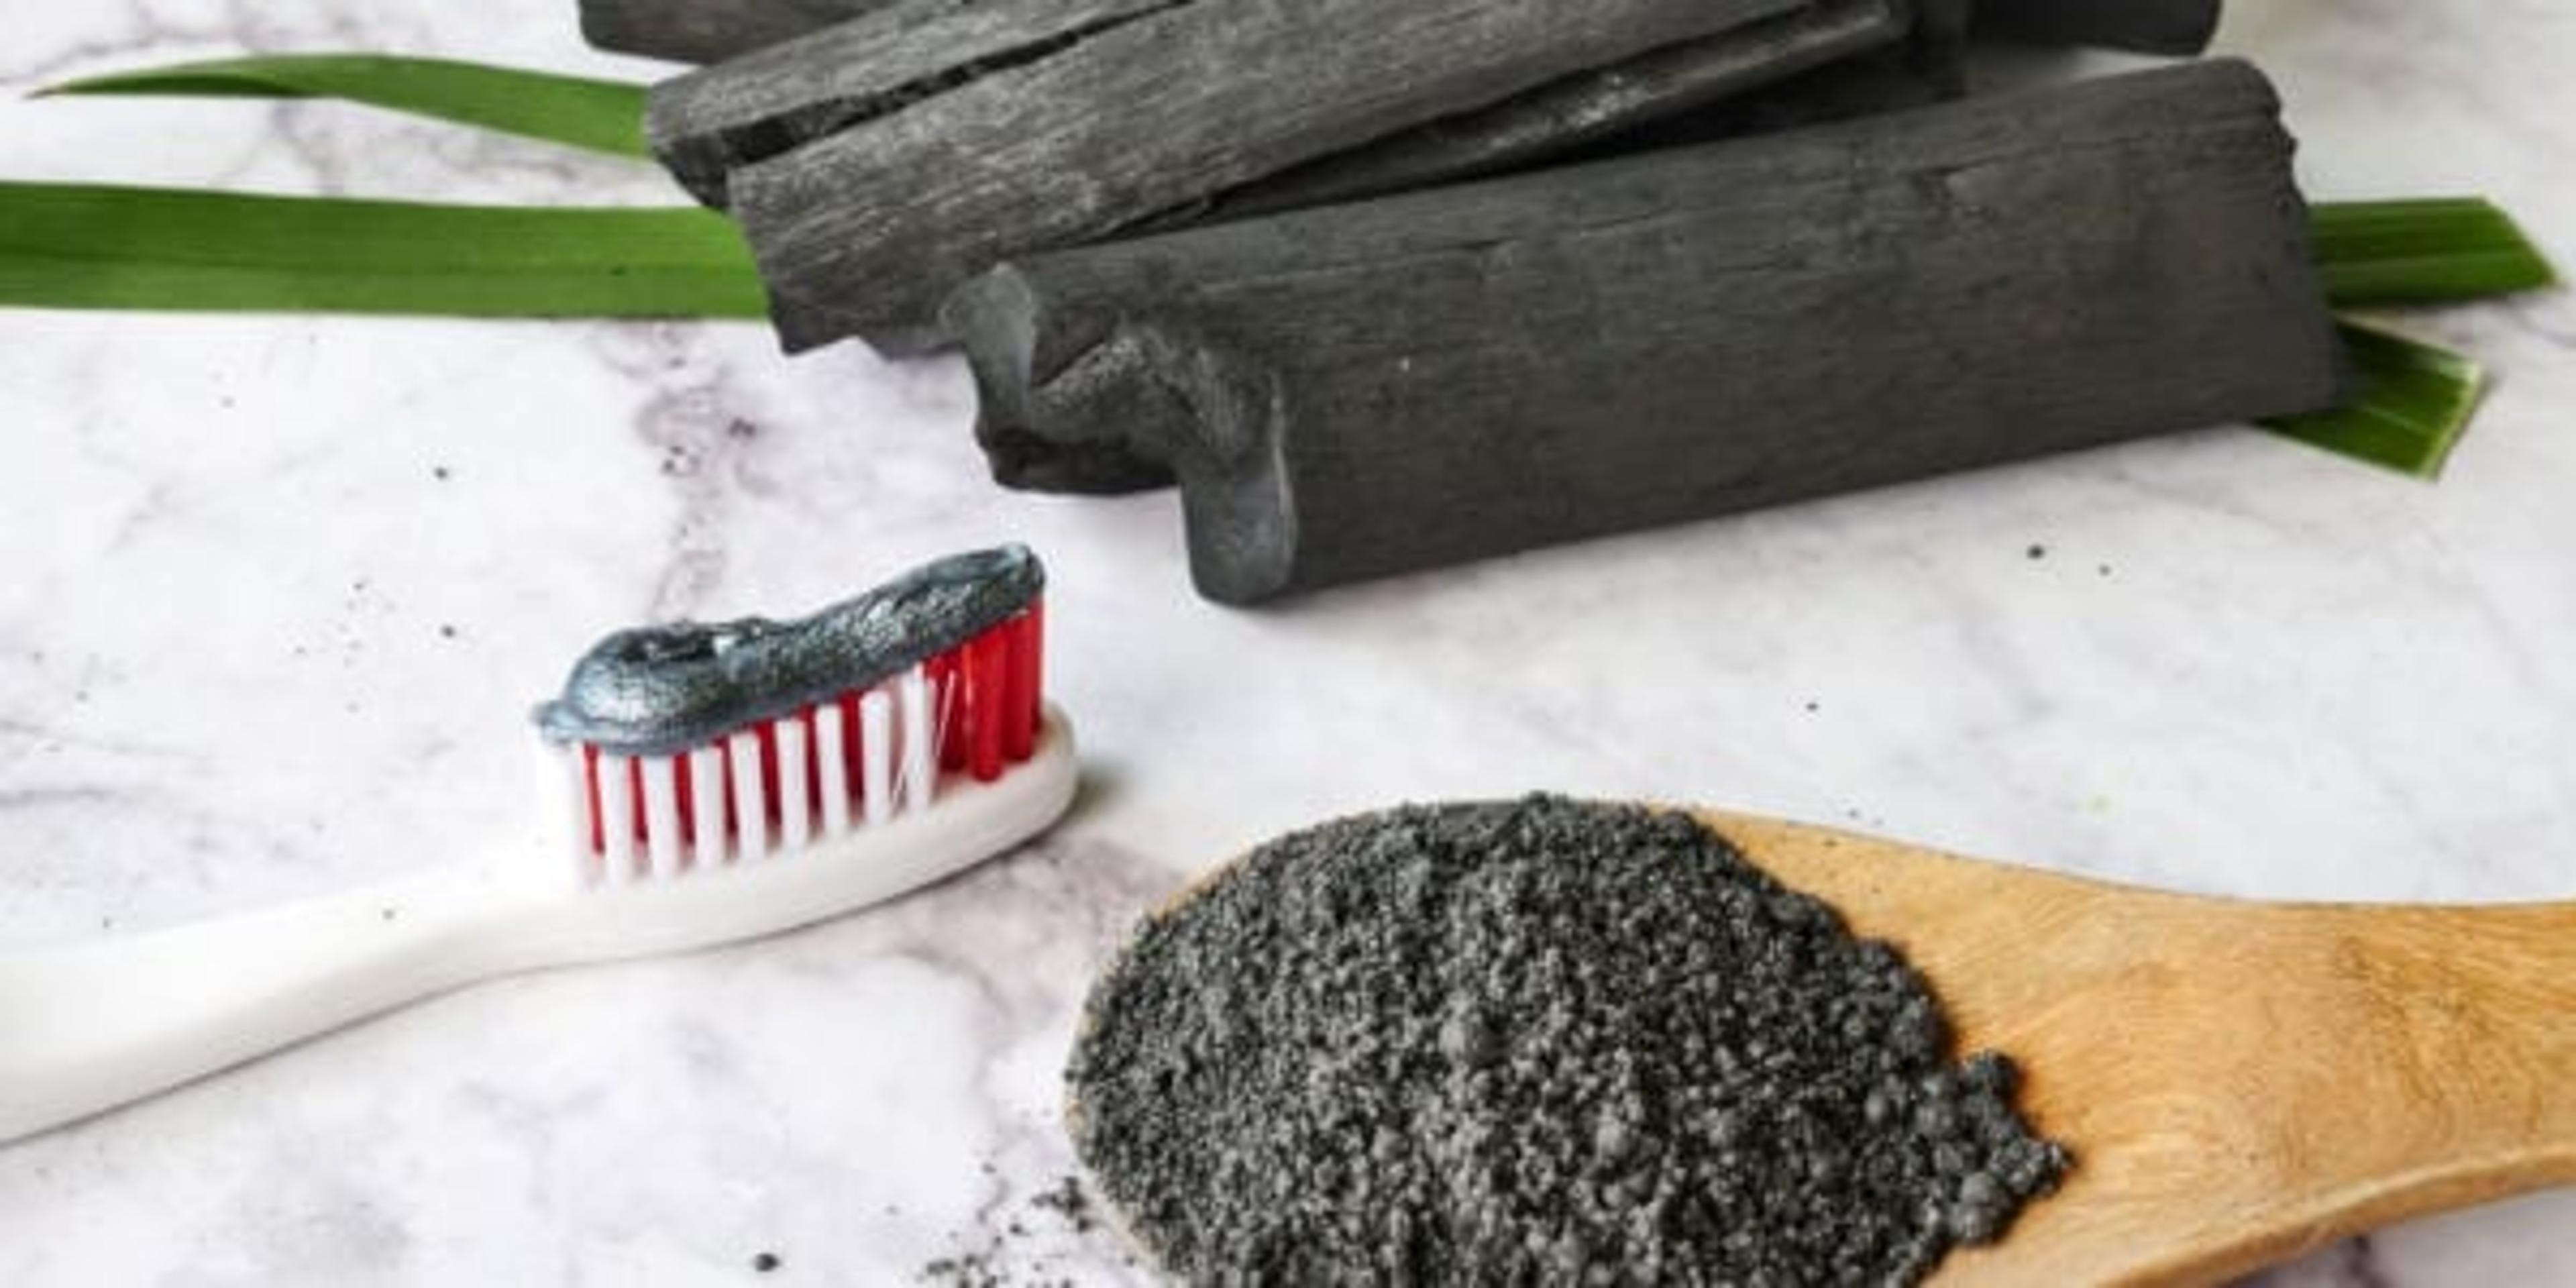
[533,545,1042,756]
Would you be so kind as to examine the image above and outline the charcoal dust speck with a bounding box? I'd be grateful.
[1068,797,2070,1285]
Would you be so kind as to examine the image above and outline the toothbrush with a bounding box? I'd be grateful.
[0,545,1077,1144]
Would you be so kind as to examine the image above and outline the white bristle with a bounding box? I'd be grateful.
[898,667,934,815]
[728,730,770,859]
[860,688,894,828]
[562,648,1028,886]
[597,753,638,885]
[776,716,812,854]
[816,702,851,837]
[641,756,684,879]
[688,744,727,869]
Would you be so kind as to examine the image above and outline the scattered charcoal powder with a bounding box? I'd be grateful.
[1067,797,2070,1285]
[917,1175,1112,1285]
[1030,1175,1097,1233]
[920,1250,1002,1288]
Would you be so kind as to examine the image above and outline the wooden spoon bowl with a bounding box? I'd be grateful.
[1711,810,2575,1287]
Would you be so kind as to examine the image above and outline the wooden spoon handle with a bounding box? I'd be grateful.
[2089,897,2576,1288]
[2319,901,2576,1187]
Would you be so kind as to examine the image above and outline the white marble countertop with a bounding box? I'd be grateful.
[2,3,2569,1284]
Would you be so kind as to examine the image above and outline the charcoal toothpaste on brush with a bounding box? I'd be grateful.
[0,546,1075,1144]
[948,60,2348,602]
[535,543,1049,873]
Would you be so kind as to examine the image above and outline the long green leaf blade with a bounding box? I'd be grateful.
[39,54,649,159]
[2264,322,2486,479]
[2311,199,2558,306]
[0,183,767,318]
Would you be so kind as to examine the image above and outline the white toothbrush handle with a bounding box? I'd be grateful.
[0,869,539,1144]
[0,710,1082,1146]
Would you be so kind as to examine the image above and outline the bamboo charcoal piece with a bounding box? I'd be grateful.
[580,0,898,64]
[1240,0,1972,222]
[586,0,2214,70]
[1198,0,1914,225]
[651,0,1880,207]
[1575,36,1966,167]
[946,61,2347,605]
[1975,0,2223,55]
[657,0,1885,352]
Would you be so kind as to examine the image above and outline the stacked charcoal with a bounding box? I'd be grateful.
[586,1,2347,604]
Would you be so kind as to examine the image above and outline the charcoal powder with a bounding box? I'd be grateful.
[1068,797,2070,1285]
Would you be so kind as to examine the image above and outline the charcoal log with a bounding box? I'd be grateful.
[1575,0,1971,162]
[580,0,2215,67]
[1201,0,1913,223]
[649,0,1906,352]
[580,0,897,64]
[945,61,2345,604]
[1974,0,2223,55]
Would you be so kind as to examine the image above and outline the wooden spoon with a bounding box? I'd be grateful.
[1707,810,2575,1287]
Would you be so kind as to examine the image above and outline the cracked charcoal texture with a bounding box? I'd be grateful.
[651,0,1190,208]
[651,0,1864,352]
[581,0,900,63]
[947,60,2345,604]
[1189,0,1913,227]
[587,0,2218,66]
[1068,798,2071,1286]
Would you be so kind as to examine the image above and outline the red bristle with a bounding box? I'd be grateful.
[965,625,1009,782]
[928,649,967,772]
[582,743,605,855]
[839,689,866,804]
[629,756,649,846]
[755,720,784,827]
[1003,604,1040,761]
[1014,605,1035,747]
[720,738,741,839]
[674,746,698,845]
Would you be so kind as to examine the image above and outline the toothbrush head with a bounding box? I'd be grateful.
[529,545,1074,928]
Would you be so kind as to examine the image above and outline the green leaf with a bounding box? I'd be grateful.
[2263,322,2486,479]
[39,54,650,159]
[0,182,767,318]
[2310,199,2558,307]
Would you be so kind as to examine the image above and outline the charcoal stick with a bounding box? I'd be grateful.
[651,0,1183,208]
[1974,0,2222,55]
[945,62,2346,605]
[655,0,1859,352]
[1574,0,1972,166]
[580,0,898,64]
[584,0,2221,70]
[1201,0,1911,223]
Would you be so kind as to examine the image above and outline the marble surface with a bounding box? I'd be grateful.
[1,2,2569,1283]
